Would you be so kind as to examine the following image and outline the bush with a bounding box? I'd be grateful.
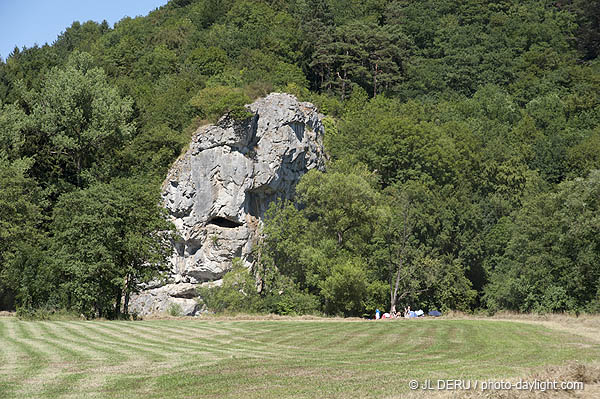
[16,305,80,321]
[197,258,262,313]
[262,283,321,316]
[319,258,368,317]
[166,303,183,317]
[189,86,253,122]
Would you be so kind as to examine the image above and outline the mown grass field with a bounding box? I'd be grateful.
[0,316,598,398]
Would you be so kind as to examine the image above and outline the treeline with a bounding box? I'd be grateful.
[1,0,599,317]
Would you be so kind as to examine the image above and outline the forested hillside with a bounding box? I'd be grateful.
[1,0,599,317]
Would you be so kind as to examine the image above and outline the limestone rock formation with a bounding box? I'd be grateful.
[128,93,326,316]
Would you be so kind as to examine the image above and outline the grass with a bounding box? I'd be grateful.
[0,316,598,398]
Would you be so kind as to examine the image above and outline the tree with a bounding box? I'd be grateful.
[332,96,466,188]
[310,22,407,99]
[185,46,230,77]
[258,201,310,290]
[567,0,600,60]
[567,129,600,178]
[54,21,111,58]
[50,178,175,318]
[0,102,28,159]
[484,170,600,313]
[376,186,418,314]
[0,155,44,310]
[3,0,600,318]
[134,45,177,79]
[257,162,385,316]
[296,162,379,248]
[319,258,369,316]
[28,51,134,190]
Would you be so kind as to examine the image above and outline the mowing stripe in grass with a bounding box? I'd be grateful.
[153,320,397,366]
[106,321,271,364]
[0,320,20,372]
[41,321,224,399]
[0,318,598,399]
[12,321,54,366]
[8,321,75,399]
[57,321,147,363]
[94,321,247,363]
[172,321,301,356]
[110,322,239,359]
[173,321,289,350]
[93,321,194,353]
[0,320,7,365]
[11,322,96,399]
[53,321,129,365]
[40,371,87,399]
[229,321,374,360]
[332,322,387,351]
[35,321,93,362]
[36,321,147,399]
[127,321,287,360]
[15,321,86,389]
[0,321,34,398]
[73,322,168,361]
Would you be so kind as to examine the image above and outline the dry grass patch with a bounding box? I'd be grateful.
[443,312,600,345]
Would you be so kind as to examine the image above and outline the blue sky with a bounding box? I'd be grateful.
[0,0,169,61]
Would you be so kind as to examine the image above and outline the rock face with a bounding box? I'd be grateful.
[128,93,326,316]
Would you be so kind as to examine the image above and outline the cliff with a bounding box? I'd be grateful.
[129,93,326,315]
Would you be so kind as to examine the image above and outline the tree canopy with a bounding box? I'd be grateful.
[1,0,600,317]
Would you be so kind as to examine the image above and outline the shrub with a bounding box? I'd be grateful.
[262,283,321,316]
[166,303,183,317]
[189,86,253,122]
[319,258,368,317]
[197,258,262,313]
[16,305,80,321]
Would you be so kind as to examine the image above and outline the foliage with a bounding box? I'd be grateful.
[310,21,408,98]
[484,170,600,313]
[257,162,475,316]
[261,287,321,316]
[16,305,80,321]
[25,51,134,190]
[0,156,45,310]
[189,86,252,122]
[198,258,262,313]
[166,303,183,317]
[2,0,600,316]
[319,258,369,316]
[49,178,175,318]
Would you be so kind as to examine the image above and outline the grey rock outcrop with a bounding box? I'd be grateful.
[128,93,326,316]
[128,283,200,316]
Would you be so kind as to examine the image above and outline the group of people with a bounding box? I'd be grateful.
[375,305,426,320]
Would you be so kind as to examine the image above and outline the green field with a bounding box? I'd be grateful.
[0,317,598,398]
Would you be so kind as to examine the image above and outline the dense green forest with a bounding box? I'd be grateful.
[1,0,599,318]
